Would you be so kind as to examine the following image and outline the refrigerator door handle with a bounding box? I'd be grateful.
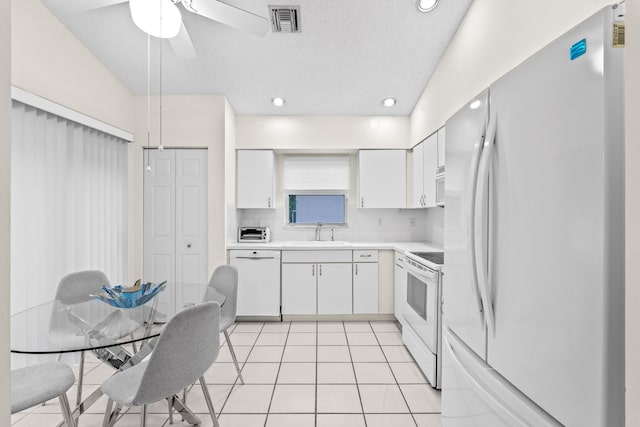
[467,114,488,328]
[474,112,497,336]
[443,326,562,427]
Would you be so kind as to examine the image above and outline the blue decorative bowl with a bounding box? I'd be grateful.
[91,281,167,308]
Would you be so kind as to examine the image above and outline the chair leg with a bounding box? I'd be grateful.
[102,398,115,427]
[140,404,147,427]
[76,351,85,407]
[224,330,244,384]
[58,392,76,427]
[167,396,174,424]
[131,334,138,353]
[199,376,220,427]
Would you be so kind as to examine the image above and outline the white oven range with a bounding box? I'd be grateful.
[402,251,443,389]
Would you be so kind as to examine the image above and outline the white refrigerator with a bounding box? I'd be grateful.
[442,5,624,426]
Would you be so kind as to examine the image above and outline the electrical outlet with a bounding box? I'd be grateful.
[410,217,416,227]
[377,218,383,227]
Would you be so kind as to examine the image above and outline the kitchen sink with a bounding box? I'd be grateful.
[282,241,349,246]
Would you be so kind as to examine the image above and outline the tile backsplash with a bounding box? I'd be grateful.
[236,207,444,244]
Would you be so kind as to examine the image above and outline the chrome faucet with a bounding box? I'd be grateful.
[315,221,323,241]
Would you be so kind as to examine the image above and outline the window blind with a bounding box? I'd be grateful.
[283,156,350,190]
[11,101,128,313]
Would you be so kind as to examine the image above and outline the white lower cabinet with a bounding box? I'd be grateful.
[317,263,353,314]
[281,250,379,316]
[394,251,407,326]
[353,262,378,313]
[282,263,317,315]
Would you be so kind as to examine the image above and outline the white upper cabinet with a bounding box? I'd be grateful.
[437,127,446,172]
[237,150,275,209]
[412,131,439,208]
[358,150,406,208]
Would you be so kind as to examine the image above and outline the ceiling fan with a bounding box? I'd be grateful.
[56,0,270,60]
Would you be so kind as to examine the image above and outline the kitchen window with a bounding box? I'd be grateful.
[283,155,350,226]
[287,193,347,225]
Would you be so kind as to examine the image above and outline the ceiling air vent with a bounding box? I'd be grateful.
[269,5,301,33]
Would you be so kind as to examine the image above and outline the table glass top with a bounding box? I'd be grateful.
[11,283,225,354]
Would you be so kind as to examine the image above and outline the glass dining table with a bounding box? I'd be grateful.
[10,282,225,426]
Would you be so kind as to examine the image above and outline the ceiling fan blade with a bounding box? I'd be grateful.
[169,23,198,61]
[50,0,129,12]
[187,0,269,36]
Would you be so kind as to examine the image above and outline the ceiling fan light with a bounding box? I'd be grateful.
[130,0,182,39]
[417,0,439,12]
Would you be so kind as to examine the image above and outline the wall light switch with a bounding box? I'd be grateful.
[410,217,416,227]
[377,218,383,226]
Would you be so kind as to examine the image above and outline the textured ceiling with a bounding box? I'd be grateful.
[41,0,472,115]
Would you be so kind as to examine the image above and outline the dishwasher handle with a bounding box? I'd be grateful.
[234,256,277,260]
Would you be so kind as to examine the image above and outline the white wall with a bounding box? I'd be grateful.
[1,0,10,423]
[410,0,617,145]
[626,2,640,425]
[411,0,638,423]
[11,0,134,133]
[225,99,238,248]
[129,95,232,280]
[237,116,410,149]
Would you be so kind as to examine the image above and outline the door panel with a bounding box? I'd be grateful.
[317,263,352,314]
[144,149,208,317]
[282,263,316,315]
[443,88,489,359]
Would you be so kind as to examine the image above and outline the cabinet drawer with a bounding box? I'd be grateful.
[282,250,352,263]
[353,250,378,262]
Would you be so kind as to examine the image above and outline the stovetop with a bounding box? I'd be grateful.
[410,251,444,265]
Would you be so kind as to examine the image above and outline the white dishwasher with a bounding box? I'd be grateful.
[229,250,281,318]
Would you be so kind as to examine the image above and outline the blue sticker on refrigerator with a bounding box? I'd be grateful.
[570,38,587,60]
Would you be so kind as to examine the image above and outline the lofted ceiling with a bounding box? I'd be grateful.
[40,0,472,116]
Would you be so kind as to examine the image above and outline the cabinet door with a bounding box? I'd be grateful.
[394,253,407,325]
[317,263,353,314]
[437,127,446,170]
[412,142,425,208]
[358,150,406,208]
[237,150,275,209]
[423,132,438,207]
[282,263,317,314]
[353,262,379,314]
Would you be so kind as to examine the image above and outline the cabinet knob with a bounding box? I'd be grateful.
[361,197,364,208]
[187,243,192,248]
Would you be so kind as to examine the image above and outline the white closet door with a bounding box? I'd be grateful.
[144,149,208,317]
[174,149,208,311]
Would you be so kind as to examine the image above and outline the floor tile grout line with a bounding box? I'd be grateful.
[218,321,263,416]
[345,320,368,427]
[374,320,419,427]
[263,320,290,427]
[315,320,318,427]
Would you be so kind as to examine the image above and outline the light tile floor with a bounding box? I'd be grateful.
[11,321,440,426]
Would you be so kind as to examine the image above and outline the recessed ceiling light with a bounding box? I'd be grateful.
[417,0,439,12]
[382,98,397,107]
[469,99,482,110]
[271,97,285,107]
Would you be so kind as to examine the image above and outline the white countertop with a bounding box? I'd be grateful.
[227,241,443,254]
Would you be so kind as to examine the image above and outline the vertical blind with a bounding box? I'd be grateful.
[11,101,128,313]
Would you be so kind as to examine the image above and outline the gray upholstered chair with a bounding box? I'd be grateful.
[100,301,221,427]
[11,361,76,427]
[53,270,111,406]
[204,264,244,384]
[52,270,140,406]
